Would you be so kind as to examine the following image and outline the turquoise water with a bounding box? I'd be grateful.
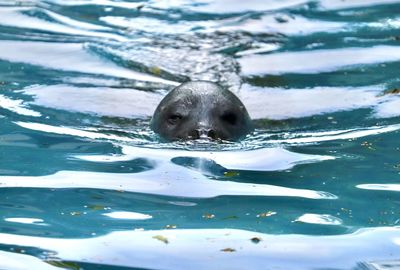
[1,0,400,269]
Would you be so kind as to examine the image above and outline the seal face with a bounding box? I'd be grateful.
[151,81,253,141]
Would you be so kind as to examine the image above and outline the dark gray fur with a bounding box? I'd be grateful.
[151,81,253,141]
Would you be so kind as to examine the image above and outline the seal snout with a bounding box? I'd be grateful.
[188,128,217,140]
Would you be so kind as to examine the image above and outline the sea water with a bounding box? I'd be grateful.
[0,0,400,269]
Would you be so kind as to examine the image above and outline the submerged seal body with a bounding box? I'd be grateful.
[151,81,252,141]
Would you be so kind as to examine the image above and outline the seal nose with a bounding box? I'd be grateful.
[189,128,217,139]
[207,129,217,139]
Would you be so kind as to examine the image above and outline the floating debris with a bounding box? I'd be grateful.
[203,213,215,219]
[153,235,169,244]
[86,205,108,211]
[221,248,236,252]
[250,237,262,244]
[383,88,400,95]
[221,215,238,220]
[361,141,375,150]
[13,248,25,254]
[45,260,81,270]
[224,171,240,177]
[150,66,162,76]
[256,211,276,218]
[136,4,144,11]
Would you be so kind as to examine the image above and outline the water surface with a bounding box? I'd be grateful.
[1,0,400,269]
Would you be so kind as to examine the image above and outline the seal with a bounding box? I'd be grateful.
[151,81,253,141]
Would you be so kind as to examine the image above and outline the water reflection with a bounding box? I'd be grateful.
[0,250,59,270]
[0,40,177,85]
[294,213,343,225]
[0,7,124,41]
[0,227,399,270]
[4,218,48,226]
[0,164,336,199]
[20,83,400,124]
[239,46,400,76]
[102,211,153,220]
[357,184,400,192]
[1,0,400,269]
[0,95,40,117]
[318,0,400,10]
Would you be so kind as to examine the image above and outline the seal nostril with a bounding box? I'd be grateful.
[191,129,216,140]
[207,129,217,139]
[197,129,209,139]
[188,129,200,139]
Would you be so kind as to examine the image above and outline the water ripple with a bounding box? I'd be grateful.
[0,40,178,85]
[0,170,337,199]
[239,46,400,76]
[1,0,400,269]
[0,227,399,270]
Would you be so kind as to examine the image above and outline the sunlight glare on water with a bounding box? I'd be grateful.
[0,0,400,269]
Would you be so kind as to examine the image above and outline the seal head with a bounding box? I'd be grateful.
[151,81,252,141]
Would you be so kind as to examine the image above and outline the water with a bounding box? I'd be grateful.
[0,0,400,269]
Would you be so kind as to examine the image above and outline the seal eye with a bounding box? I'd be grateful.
[221,112,237,125]
[167,114,183,125]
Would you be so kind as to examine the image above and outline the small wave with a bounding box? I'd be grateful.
[0,40,178,85]
[0,95,41,117]
[0,170,337,199]
[357,184,400,192]
[0,7,126,41]
[0,227,398,270]
[239,46,400,76]
[263,124,400,145]
[294,213,343,225]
